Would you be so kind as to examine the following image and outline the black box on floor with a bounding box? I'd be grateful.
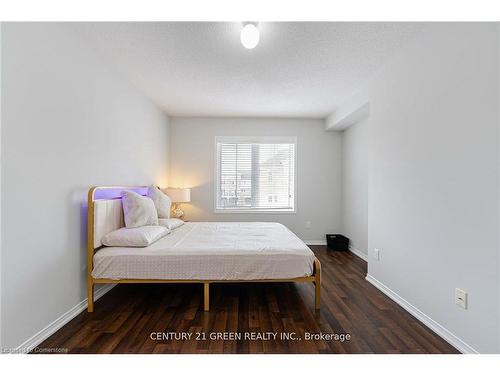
[326,234,349,251]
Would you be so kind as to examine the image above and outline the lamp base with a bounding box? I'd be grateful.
[171,203,184,219]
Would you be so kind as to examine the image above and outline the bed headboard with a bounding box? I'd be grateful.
[92,199,124,248]
[87,186,149,250]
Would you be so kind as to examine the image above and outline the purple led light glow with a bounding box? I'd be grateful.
[93,187,148,200]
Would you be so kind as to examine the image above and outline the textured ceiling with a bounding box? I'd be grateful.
[72,22,425,118]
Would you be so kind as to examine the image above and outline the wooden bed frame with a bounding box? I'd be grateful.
[87,186,321,313]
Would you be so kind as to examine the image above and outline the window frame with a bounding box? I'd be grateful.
[214,136,297,214]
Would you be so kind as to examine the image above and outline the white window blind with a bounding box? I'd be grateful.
[215,137,296,212]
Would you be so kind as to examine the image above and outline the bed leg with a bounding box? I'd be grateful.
[314,259,321,310]
[204,282,210,312]
[87,278,94,312]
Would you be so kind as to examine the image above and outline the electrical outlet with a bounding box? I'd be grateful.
[305,220,311,229]
[373,248,380,260]
[455,288,467,309]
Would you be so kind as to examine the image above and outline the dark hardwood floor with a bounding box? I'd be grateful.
[35,246,459,354]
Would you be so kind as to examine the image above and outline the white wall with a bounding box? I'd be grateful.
[1,23,170,348]
[341,118,368,256]
[169,117,342,242]
[498,23,500,350]
[358,23,499,353]
[0,23,3,349]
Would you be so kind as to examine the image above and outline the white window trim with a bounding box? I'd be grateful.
[214,136,298,214]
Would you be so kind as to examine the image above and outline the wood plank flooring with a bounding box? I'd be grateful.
[34,246,459,354]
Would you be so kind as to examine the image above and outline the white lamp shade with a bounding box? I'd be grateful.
[165,188,191,203]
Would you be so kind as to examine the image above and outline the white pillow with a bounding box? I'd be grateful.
[158,218,184,230]
[147,185,171,219]
[121,190,158,228]
[101,226,170,247]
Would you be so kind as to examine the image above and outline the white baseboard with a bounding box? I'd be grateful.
[303,240,327,245]
[365,274,478,354]
[349,245,368,261]
[15,284,115,353]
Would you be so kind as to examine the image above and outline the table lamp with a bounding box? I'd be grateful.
[164,188,191,219]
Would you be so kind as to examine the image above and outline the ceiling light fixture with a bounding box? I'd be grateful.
[240,22,259,49]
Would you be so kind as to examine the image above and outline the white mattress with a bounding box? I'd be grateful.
[92,222,315,280]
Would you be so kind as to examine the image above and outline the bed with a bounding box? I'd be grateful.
[87,186,321,312]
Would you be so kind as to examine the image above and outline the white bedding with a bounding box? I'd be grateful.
[92,222,315,280]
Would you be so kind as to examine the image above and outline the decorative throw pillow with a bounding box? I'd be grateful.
[147,185,172,219]
[158,218,185,230]
[121,190,158,228]
[101,226,170,247]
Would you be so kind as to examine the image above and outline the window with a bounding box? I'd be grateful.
[215,136,296,212]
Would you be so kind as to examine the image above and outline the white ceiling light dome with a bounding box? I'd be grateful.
[240,23,260,49]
